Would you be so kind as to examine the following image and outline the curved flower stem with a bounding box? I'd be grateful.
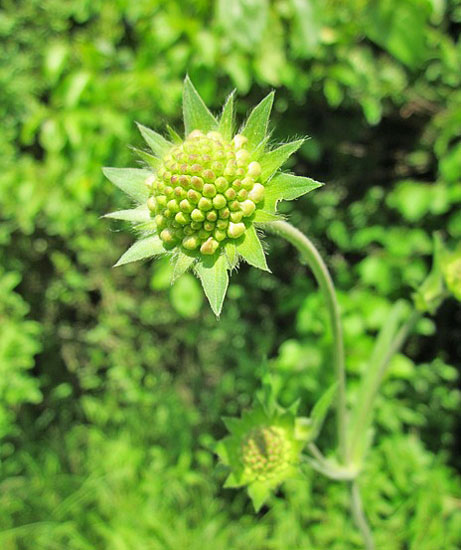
[351,481,375,550]
[266,220,348,463]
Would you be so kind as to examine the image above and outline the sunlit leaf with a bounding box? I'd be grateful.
[241,92,274,150]
[237,225,270,271]
[103,206,151,223]
[114,236,167,267]
[219,90,236,140]
[260,139,305,181]
[102,167,151,202]
[195,254,229,316]
[136,123,172,158]
[183,76,218,135]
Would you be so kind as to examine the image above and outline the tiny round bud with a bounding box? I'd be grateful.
[190,164,203,174]
[240,200,256,217]
[180,199,193,212]
[204,221,215,232]
[203,183,217,198]
[147,197,157,211]
[227,222,246,239]
[189,130,204,139]
[182,235,200,250]
[200,237,219,255]
[156,194,167,208]
[238,189,248,200]
[248,183,265,203]
[236,149,250,166]
[212,194,227,209]
[191,208,205,222]
[241,177,254,190]
[145,175,156,189]
[206,210,218,222]
[229,200,240,211]
[219,207,230,219]
[187,189,200,203]
[191,176,204,191]
[174,186,185,198]
[198,229,211,240]
[167,199,179,214]
[207,131,223,140]
[215,176,229,193]
[198,197,213,211]
[230,211,243,223]
[203,169,215,182]
[216,219,229,230]
[175,212,189,225]
[225,188,236,200]
[233,134,248,149]
[190,221,202,230]
[160,228,176,244]
[214,229,227,242]
[155,214,166,229]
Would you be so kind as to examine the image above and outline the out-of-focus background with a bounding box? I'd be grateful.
[1,0,461,548]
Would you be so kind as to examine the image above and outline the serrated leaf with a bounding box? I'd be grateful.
[247,482,271,512]
[136,122,172,157]
[219,90,236,140]
[237,225,270,271]
[102,167,151,202]
[195,254,229,317]
[241,92,274,150]
[253,209,282,223]
[265,173,323,212]
[183,76,218,135]
[310,383,337,440]
[114,236,167,267]
[172,251,196,283]
[103,206,151,223]
[130,147,161,170]
[259,139,305,182]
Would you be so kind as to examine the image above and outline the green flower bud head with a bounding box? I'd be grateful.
[215,406,305,511]
[103,77,322,316]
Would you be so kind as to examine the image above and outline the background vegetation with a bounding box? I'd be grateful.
[1,0,461,548]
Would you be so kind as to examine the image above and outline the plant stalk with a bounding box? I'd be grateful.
[351,481,375,550]
[266,221,348,463]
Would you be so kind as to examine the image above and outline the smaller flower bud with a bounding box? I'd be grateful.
[214,229,227,242]
[203,169,215,182]
[207,131,223,140]
[233,179,242,190]
[235,167,246,177]
[229,200,240,211]
[248,183,265,203]
[219,208,230,219]
[237,189,248,201]
[207,210,218,222]
[178,175,190,187]
[190,164,203,175]
[225,188,236,200]
[180,199,193,213]
[188,130,204,139]
[204,221,215,231]
[203,183,217,198]
[200,237,219,255]
[198,229,211,240]
[174,186,185,198]
[145,175,156,189]
[227,222,246,239]
[236,149,250,166]
[147,197,157,211]
[198,197,213,211]
[233,134,248,149]
[212,194,227,209]
[191,176,204,191]
[156,195,167,207]
[190,221,202,230]
[215,176,229,193]
[241,177,254,190]
[230,211,243,223]
[175,212,190,225]
[187,189,200,203]
[160,228,176,244]
[155,214,166,229]
[240,200,256,217]
[191,208,205,222]
[216,219,229,230]
[167,199,179,214]
[182,235,200,250]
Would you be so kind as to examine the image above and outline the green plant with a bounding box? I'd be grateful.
[103,78,460,549]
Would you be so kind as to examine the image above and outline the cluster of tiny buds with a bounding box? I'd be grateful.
[241,426,291,481]
[144,130,265,255]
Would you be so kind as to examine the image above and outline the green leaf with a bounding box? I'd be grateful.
[219,90,236,140]
[183,76,218,135]
[237,226,270,271]
[114,236,167,267]
[195,254,229,317]
[265,173,323,212]
[136,122,172,157]
[241,91,274,150]
[102,167,151,202]
[170,274,203,318]
[103,206,151,223]
[130,147,162,170]
[260,139,305,182]
[225,243,239,270]
[166,125,183,144]
[253,209,282,223]
[172,251,196,283]
[310,383,337,440]
[247,482,271,512]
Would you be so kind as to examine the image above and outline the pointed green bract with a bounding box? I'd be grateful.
[225,243,239,270]
[172,251,196,283]
[183,76,218,135]
[114,235,167,267]
[260,139,305,182]
[130,147,162,170]
[237,226,270,271]
[166,125,182,144]
[253,210,282,223]
[195,254,229,317]
[104,206,151,223]
[242,92,274,151]
[219,91,236,140]
[136,123,172,157]
[248,482,271,512]
[102,167,151,202]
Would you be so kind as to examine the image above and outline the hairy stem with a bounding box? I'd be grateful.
[266,221,348,462]
[351,481,375,550]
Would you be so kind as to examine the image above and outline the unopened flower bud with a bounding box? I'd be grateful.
[182,235,200,250]
[240,200,256,217]
[191,208,205,222]
[233,134,248,149]
[200,237,219,255]
[198,197,213,211]
[248,183,265,203]
[227,222,246,239]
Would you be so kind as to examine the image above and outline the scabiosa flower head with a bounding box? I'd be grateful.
[215,406,305,511]
[103,77,322,315]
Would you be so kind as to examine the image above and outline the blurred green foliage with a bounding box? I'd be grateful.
[1,0,461,548]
